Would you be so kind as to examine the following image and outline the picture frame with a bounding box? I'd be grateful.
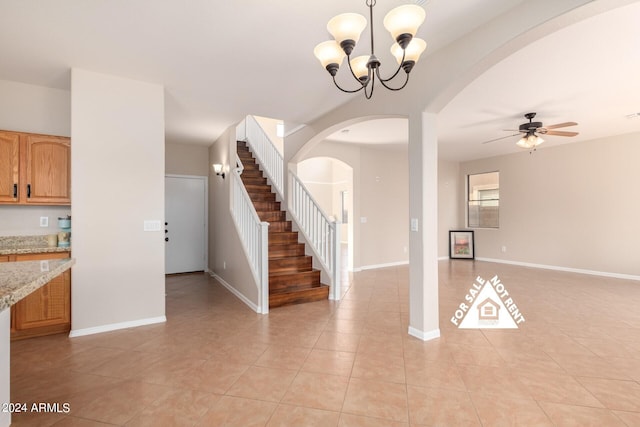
[449,230,475,259]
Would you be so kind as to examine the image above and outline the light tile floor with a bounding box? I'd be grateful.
[9,261,640,426]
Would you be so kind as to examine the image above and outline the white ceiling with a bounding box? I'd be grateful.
[0,0,523,149]
[438,0,640,161]
[1,1,638,161]
[328,1,640,160]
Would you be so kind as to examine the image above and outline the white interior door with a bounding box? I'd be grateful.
[165,175,207,274]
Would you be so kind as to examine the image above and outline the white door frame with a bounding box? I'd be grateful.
[165,174,208,273]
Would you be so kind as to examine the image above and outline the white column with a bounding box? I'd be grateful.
[0,308,10,427]
[70,69,166,336]
[408,111,440,340]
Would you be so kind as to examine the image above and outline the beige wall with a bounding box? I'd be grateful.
[209,127,260,307]
[71,69,166,333]
[298,141,409,269]
[360,146,410,268]
[0,79,70,136]
[459,132,640,277]
[0,206,71,236]
[165,143,210,176]
[254,116,283,154]
[0,80,72,236]
[438,159,461,258]
[297,157,337,217]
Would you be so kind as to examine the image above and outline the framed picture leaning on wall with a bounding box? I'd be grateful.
[449,230,475,259]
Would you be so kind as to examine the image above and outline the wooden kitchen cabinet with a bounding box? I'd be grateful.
[10,252,72,340]
[0,131,20,203]
[0,130,71,205]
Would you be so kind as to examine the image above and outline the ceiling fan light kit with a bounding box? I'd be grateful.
[516,133,544,149]
[314,0,427,99]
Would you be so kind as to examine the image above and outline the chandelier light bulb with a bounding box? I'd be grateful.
[384,4,426,47]
[314,40,346,72]
[327,13,367,47]
[350,55,371,82]
[391,37,427,66]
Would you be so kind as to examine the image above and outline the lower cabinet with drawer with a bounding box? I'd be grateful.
[9,251,71,340]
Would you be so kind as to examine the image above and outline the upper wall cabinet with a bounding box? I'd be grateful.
[0,131,20,203]
[0,130,71,205]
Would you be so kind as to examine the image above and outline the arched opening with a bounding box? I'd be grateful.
[297,157,354,279]
[291,117,410,275]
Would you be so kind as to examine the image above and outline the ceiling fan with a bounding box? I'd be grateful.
[481,112,579,149]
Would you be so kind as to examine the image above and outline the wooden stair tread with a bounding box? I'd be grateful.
[269,285,330,308]
[269,269,315,277]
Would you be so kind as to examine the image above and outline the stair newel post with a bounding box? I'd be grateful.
[259,221,270,314]
[331,219,342,301]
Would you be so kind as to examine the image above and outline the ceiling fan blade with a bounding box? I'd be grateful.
[544,130,579,137]
[480,133,520,144]
[545,121,577,129]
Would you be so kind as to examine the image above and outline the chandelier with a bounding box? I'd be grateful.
[314,0,427,99]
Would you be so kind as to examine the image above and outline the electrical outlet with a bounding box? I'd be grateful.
[501,246,507,253]
[39,217,48,227]
[360,217,367,224]
[223,261,226,269]
[410,218,419,232]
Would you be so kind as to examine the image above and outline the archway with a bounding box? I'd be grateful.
[297,157,354,278]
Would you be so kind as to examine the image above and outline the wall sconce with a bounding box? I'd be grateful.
[213,163,225,179]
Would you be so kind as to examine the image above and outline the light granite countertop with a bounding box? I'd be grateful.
[0,235,71,256]
[0,258,75,311]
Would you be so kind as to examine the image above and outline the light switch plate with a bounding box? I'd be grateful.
[410,218,419,232]
[143,220,162,232]
[40,217,48,227]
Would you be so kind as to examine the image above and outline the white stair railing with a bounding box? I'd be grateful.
[230,158,269,314]
[289,171,342,300]
[242,115,284,200]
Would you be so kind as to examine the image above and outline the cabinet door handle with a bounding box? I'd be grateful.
[165,237,169,242]
[13,183,17,198]
[27,184,31,198]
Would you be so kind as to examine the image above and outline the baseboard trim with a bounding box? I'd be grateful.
[475,257,640,281]
[209,271,261,313]
[408,326,441,341]
[69,316,167,338]
[360,260,409,271]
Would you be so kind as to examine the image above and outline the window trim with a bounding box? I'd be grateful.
[467,171,500,229]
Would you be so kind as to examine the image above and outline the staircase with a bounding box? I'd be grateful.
[237,141,329,308]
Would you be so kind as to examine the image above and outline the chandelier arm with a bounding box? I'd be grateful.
[377,49,406,83]
[364,69,375,99]
[332,75,365,94]
[377,70,410,91]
